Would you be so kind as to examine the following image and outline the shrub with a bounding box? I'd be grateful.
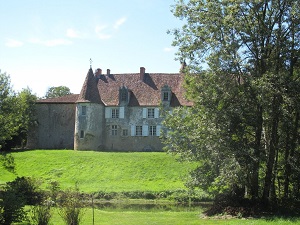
[58,187,84,225]
[30,200,53,225]
[6,176,44,205]
[0,185,26,225]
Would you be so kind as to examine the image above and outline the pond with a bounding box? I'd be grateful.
[91,201,211,212]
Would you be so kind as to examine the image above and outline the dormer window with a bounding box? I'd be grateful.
[161,85,171,102]
[121,91,127,102]
[163,92,169,101]
[119,86,129,105]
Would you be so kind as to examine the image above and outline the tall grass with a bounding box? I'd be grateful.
[0,150,196,193]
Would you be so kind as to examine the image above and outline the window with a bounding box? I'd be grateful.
[122,129,128,136]
[149,126,157,136]
[112,108,119,118]
[163,92,169,101]
[148,108,155,118]
[81,106,86,116]
[80,130,84,138]
[111,125,118,136]
[121,91,127,101]
[135,126,142,136]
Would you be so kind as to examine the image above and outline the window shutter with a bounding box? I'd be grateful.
[154,108,159,118]
[131,125,135,136]
[156,125,161,136]
[142,125,148,136]
[142,108,147,118]
[119,107,125,118]
[105,107,110,118]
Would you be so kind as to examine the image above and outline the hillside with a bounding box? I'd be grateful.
[0,150,195,193]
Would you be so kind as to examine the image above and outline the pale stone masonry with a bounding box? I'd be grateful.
[27,66,191,151]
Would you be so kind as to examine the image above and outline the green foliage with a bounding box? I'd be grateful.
[30,200,53,225]
[0,153,15,173]
[165,0,300,204]
[44,86,72,99]
[58,187,84,225]
[0,178,27,225]
[6,176,44,205]
[0,70,37,150]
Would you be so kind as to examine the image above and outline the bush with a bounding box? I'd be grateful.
[58,187,84,225]
[6,176,44,205]
[0,185,26,225]
[30,200,53,225]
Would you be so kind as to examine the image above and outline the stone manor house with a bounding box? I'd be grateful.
[27,66,191,151]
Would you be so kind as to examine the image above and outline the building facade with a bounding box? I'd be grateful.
[27,66,191,151]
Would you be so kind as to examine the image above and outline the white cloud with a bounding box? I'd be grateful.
[114,17,127,29]
[5,39,23,47]
[29,38,72,47]
[66,28,84,38]
[95,25,112,40]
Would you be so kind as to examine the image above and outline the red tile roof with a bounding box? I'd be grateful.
[77,68,103,104]
[37,94,79,104]
[39,68,192,107]
[97,72,192,106]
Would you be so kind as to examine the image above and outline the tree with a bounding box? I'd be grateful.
[0,71,37,150]
[163,0,300,204]
[44,86,72,99]
[5,88,37,149]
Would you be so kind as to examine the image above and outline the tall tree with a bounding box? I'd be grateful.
[44,86,72,99]
[163,0,300,203]
[0,71,37,150]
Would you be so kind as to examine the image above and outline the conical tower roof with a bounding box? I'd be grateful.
[77,68,103,104]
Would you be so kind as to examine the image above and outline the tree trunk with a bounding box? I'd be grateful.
[263,95,280,202]
[250,105,263,199]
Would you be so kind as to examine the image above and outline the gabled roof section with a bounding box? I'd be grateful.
[97,72,192,107]
[77,68,103,104]
[37,94,79,104]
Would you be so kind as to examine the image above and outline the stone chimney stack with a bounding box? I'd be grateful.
[95,68,102,76]
[107,69,110,75]
[140,67,145,81]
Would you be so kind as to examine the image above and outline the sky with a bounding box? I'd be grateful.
[0,0,183,97]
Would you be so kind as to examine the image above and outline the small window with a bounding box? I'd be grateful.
[111,125,118,136]
[149,126,157,136]
[135,126,142,136]
[163,92,169,101]
[121,92,127,101]
[80,130,84,138]
[148,108,155,118]
[122,129,128,136]
[82,106,86,116]
[112,109,119,118]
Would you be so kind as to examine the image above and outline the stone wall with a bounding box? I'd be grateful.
[27,103,76,149]
[104,106,164,151]
[74,103,105,150]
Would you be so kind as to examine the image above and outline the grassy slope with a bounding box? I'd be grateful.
[0,150,195,193]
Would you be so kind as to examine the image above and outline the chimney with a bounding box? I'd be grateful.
[95,68,102,76]
[140,67,145,81]
[107,69,110,75]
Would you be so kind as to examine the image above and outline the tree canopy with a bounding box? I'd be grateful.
[163,0,300,204]
[0,71,36,150]
[44,86,72,99]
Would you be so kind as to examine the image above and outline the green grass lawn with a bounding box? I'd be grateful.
[2,150,300,224]
[1,150,195,193]
[16,207,300,225]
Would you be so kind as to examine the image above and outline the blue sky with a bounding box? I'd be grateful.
[0,0,183,97]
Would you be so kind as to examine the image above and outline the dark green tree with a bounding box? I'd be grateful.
[44,86,72,99]
[0,70,37,150]
[0,71,19,150]
[163,0,300,203]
